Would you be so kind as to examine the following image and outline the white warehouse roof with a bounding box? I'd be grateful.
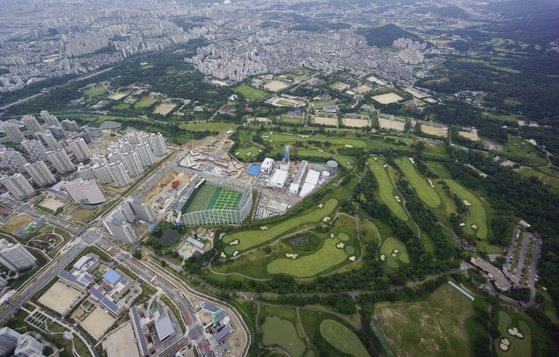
[270,169,288,188]
[299,183,315,198]
[305,169,320,185]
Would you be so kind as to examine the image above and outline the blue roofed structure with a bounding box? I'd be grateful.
[187,236,205,250]
[202,302,220,313]
[247,164,261,176]
[103,269,121,286]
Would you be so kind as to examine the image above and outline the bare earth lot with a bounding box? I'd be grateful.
[154,102,177,116]
[39,197,66,211]
[379,118,405,131]
[372,92,404,104]
[313,116,339,127]
[38,281,83,315]
[102,321,139,357]
[264,80,290,92]
[81,306,116,340]
[459,130,479,141]
[421,125,448,138]
[343,118,371,128]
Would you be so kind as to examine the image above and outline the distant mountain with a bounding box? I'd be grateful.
[358,24,420,48]
[416,5,471,19]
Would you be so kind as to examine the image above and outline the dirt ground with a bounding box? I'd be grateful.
[81,306,116,340]
[313,116,339,127]
[379,118,405,131]
[343,118,370,128]
[372,92,404,104]
[102,321,139,357]
[38,281,84,315]
[143,170,191,204]
[39,197,66,211]
[154,102,177,116]
[264,80,290,92]
[459,130,479,141]
[421,125,448,138]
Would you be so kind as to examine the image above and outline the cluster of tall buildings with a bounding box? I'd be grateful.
[0,111,89,200]
[77,131,166,188]
[0,327,44,357]
[103,198,156,243]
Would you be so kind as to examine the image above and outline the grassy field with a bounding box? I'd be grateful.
[83,86,107,97]
[1,215,34,235]
[373,284,475,356]
[380,237,409,268]
[224,199,338,251]
[320,319,369,357]
[179,122,238,132]
[266,132,367,148]
[518,166,559,194]
[266,236,349,277]
[505,136,548,167]
[295,149,355,169]
[262,316,306,356]
[133,96,158,109]
[444,180,487,239]
[234,85,270,101]
[183,183,218,213]
[494,310,532,357]
[396,157,440,208]
[280,115,302,125]
[368,159,408,221]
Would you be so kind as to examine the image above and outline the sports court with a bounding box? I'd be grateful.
[209,187,241,210]
[38,281,84,315]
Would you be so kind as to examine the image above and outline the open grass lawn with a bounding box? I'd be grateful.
[295,149,355,169]
[234,85,270,102]
[83,86,107,97]
[518,166,559,194]
[262,316,306,357]
[494,310,532,357]
[373,284,475,356]
[266,132,367,148]
[266,235,349,278]
[2,215,34,235]
[444,180,488,240]
[179,122,238,132]
[280,115,302,125]
[133,96,158,109]
[396,157,440,208]
[426,161,452,178]
[369,159,408,221]
[481,112,519,123]
[505,136,548,167]
[113,103,130,111]
[320,319,370,357]
[224,199,338,251]
[380,237,409,266]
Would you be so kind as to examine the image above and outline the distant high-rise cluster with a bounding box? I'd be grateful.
[77,131,166,187]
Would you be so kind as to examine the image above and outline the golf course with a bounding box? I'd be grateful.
[320,319,370,357]
[396,157,440,208]
[369,159,408,221]
[444,179,488,239]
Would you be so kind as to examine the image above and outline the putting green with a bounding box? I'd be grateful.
[380,237,410,264]
[344,246,355,255]
[338,232,350,241]
[369,159,408,221]
[320,319,370,357]
[262,316,306,357]
[444,179,487,239]
[267,237,348,277]
[494,310,532,357]
[396,158,440,208]
[223,199,338,251]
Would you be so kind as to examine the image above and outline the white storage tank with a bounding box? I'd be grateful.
[321,170,331,179]
[326,160,338,175]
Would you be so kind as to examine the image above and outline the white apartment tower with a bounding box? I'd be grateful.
[46,149,75,174]
[148,133,167,157]
[24,161,56,187]
[36,130,62,150]
[77,163,95,180]
[109,161,131,187]
[103,216,137,243]
[92,163,113,184]
[21,139,47,162]
[21,115,42,134]
[1,122,25,144]
[40,110,61,127]
[0,148,28,172]
[121,151,144,177]
[0,239,37,272]
[136,143,156,167]
[67,137,91,162]
[0,174,35,199]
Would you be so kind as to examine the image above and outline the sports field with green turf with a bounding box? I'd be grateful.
[266,235,349,277]
[83,86,107,97]
[374,284,475,356]
[368,159,408,221]
[133,96,158,108]
[396,157,440,208]
[183,183,241,213]
[233,85,270,101]
[444,179,487,239]
[320,319,370,357]
[223,198,338,251]
[210,188,241,210]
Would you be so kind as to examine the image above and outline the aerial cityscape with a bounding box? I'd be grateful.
[0,0,558,356]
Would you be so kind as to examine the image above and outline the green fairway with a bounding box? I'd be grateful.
[444,180,487,239]
[494,310,532,357]
[320,319,370,357]
[179,122,238,132]
[369,159,408,221]
[380,237,409,264]
[234,85,270,101]
[374,284,475,356]
[266,236,349,277]
[262,316,306,357]
[133,96,158,109]
[267,132,367,148]
[396,157,440,208]
[224,199,338,251]
[83,86,107,97]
